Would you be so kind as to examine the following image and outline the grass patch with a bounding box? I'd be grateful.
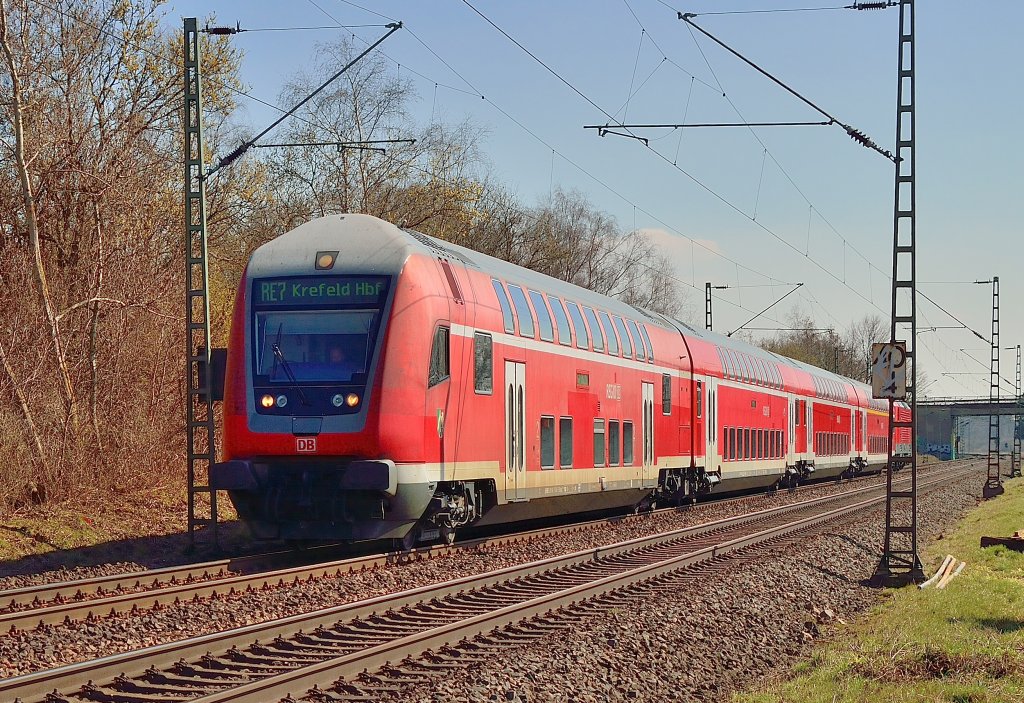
[735,478,1024,703]
[0,483,238,563]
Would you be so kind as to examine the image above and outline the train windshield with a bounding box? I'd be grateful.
[254,310,378,383]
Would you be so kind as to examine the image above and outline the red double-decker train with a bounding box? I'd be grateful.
[211,214,910,545]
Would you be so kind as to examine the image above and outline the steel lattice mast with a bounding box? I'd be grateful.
[984,278,1004,497]
[874,0,924,585]
[184,18,218,547]
[1012,345,1022,478]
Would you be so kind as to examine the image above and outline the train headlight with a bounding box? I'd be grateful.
[346,393,360,407]
[276,394,288,408]
[331,393,344,408]
[260,394,275,408]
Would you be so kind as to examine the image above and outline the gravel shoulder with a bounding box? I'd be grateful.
[360,470,989,703]
[0,469,947,679]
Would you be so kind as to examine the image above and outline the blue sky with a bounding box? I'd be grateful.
[165,0,1023,398]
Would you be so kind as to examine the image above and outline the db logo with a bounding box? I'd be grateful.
[296,437,318,453]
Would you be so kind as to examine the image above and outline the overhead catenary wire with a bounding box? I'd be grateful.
[676,13,894,162]
[449,0,989,388]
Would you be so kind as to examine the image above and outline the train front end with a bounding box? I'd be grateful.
[212,215,430,541]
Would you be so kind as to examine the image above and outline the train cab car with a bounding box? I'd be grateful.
[214,214,676,544]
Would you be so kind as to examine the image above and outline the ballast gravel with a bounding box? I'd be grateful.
[0,465,970,681]
[370,472,982,703]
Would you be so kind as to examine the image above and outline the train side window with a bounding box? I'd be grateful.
[623,421,634,464]
[737,428,744,460]
[583,307,605,352]
[547,296,572,346]
[593,419,606,467]
[507,284,535,338]
[565,301,590,349]
[729,427,736,460]
[598,311,619,355]
[696,380,703,418]
[613,316,633,358]
[559,417,573,468]
[744,428,751,459]
[428,326,450,388]
[491,280,515,334]
[662,374,672,415]
[528,290,554,343]
[759,430,765,459]
[540,416,555,469]
[473,332,493,394]
[639,324,654,362]
[626,320,646,362]
[608,420,620,466]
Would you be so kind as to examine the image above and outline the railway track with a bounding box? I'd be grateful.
[0,462,952,633]
[1,461,973,703]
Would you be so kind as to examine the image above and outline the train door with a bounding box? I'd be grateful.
[788,395,796,460]
[806,401,814,456]
[705,378,718,468]
[504,360,527,502]
[642,381,655,483]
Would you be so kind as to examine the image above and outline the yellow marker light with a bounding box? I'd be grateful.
[317,253,335,269]
[346,393,360,407]
[260,394,275,408]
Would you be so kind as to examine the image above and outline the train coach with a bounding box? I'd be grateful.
[210,214,908,546]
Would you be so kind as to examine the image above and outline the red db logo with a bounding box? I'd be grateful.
[296,437,317,453]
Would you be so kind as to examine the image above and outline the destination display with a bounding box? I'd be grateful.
[254,275,389,306]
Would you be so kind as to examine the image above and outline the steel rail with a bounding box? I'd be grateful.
[0,461,950,630]
[0,462,973,703]
[192,482,916,703]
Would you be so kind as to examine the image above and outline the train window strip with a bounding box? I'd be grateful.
[623,421,634,464]
[729,427,736,460]
[560,417,574,468]
[609,420,621,466]
[598,311,620,355]
[528,290,555,343]
[613,316,634,358]
[593,419,606,468]
[428,326,450,388]
[639,324,654,362]
[626,319,646,362]
[491,279,515,334]
[473,332,493,394]
[547,295,572,347]
[583,306,605,352]
[506,284,535,339]
[540,416,555,469]
[565,301,590,350]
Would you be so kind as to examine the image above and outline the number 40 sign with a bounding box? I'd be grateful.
[871,342,907,400]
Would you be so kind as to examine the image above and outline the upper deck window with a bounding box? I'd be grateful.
[639,324,654,362]
[565,301,590,350]
[507,284,535,338]
[491,279,515,334]
[598,311,619,355]
[547,295,572,346]
[528,290,554,342]
[626,320,646,361]
[612,316,633,358]
[583,307,605,352]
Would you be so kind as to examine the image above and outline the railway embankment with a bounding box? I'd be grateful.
[736,476,1024,703]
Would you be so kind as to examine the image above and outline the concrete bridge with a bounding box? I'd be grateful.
[917,396,1022,459]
